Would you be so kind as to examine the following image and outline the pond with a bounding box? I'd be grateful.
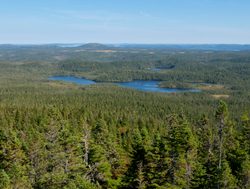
[49,76,200,93]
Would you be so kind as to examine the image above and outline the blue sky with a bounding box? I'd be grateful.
[0,0,250,44]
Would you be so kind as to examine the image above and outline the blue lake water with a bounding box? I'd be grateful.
[49,76,200,93]
[117,81,200,93]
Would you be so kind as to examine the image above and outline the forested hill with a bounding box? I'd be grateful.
[0,45,249,188]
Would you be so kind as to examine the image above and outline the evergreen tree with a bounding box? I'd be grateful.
[0,129,32,188]
[0,168,11,189]
[144,133,168,188]
[215,101,237,189]
[122,128,149,189]
[164,114,198,188]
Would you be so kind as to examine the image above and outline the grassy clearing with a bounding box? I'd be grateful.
[211,94,230,99]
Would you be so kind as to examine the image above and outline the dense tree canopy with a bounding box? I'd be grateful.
[0,45,249,188]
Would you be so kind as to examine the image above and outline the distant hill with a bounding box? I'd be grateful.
[78,43,111,50]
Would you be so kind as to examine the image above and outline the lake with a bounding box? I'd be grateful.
[49,76,200,93]
[117,80,200,93]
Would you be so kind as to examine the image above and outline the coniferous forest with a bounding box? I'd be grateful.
[0,44,250,189]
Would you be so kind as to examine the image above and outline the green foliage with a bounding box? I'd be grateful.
[0,169,10,189]
[0,46,249,188]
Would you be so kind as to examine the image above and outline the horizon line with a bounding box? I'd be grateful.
[1,43,250,45]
